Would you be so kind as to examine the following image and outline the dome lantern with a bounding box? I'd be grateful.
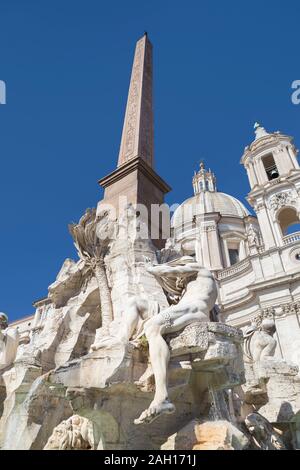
[172,164,254,272]
[192,161,217,195]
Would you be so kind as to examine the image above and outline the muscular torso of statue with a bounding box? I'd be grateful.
[175,268,216,309]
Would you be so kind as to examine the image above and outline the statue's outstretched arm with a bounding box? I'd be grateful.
[147,263,201,278]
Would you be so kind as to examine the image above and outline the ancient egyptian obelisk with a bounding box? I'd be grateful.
[98,33,171,246]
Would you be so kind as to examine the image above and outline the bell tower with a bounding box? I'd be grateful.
[241,123,300,251]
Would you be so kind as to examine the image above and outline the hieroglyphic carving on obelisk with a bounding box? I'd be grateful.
[117,34,154,168]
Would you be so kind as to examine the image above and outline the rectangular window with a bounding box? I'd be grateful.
[229,248,239,266]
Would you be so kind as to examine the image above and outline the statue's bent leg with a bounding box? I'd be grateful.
[134,301,209,425]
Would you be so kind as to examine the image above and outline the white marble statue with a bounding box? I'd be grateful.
[0,313,19,371]
[243,318,277,363]
[89,292,160,351]
[247,224,260,247]
[134,256,218,424]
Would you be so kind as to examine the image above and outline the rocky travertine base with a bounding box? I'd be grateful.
[0,322,247,450]
[49,322,244,390]
[161,419,249,450]
[255,360,300,422]
[242,358,300,449]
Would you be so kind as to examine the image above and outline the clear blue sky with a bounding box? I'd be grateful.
[1,0,300,321]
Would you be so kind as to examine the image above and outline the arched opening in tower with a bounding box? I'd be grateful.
[278,207,300,236]
[262,153,279,181]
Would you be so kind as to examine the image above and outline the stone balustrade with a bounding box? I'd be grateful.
[283,231,300,246]
[216,258,251,280]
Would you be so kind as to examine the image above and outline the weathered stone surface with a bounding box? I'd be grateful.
[51,342,146,390]
[256,360,300,423]
[168,323,209,355]
[0,320,244,450]
[240,354,300,450]
[168,322,245,391]
[0,366,72,449]
[257,358,299,379]
[168,322,243,358]
[14,274,101,371]
[50,322,244,393]
[161,419,249,450]
[48,259,86,308]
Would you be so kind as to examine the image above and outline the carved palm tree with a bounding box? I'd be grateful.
[69,208,114,333]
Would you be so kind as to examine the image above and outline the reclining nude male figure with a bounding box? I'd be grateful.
[133,256,218,425]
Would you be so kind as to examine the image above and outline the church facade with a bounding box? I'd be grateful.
[171,123,300,370]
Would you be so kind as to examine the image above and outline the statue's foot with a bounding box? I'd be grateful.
[134,399,175,425]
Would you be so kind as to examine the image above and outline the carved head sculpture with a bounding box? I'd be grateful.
[44,415,94,450]
[44,420,70,450]
[0,312,8,330]
[261,318,276,336]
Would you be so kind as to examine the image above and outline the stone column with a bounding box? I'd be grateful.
[197,215,223,270]
[222,238,231,268]
[255,202,277,250]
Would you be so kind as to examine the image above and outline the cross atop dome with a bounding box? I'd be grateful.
[193,161,217,194]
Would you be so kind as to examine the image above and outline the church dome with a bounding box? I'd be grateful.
[172,163,250,229]
[172,191,250,227]
[170,162,255,271]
